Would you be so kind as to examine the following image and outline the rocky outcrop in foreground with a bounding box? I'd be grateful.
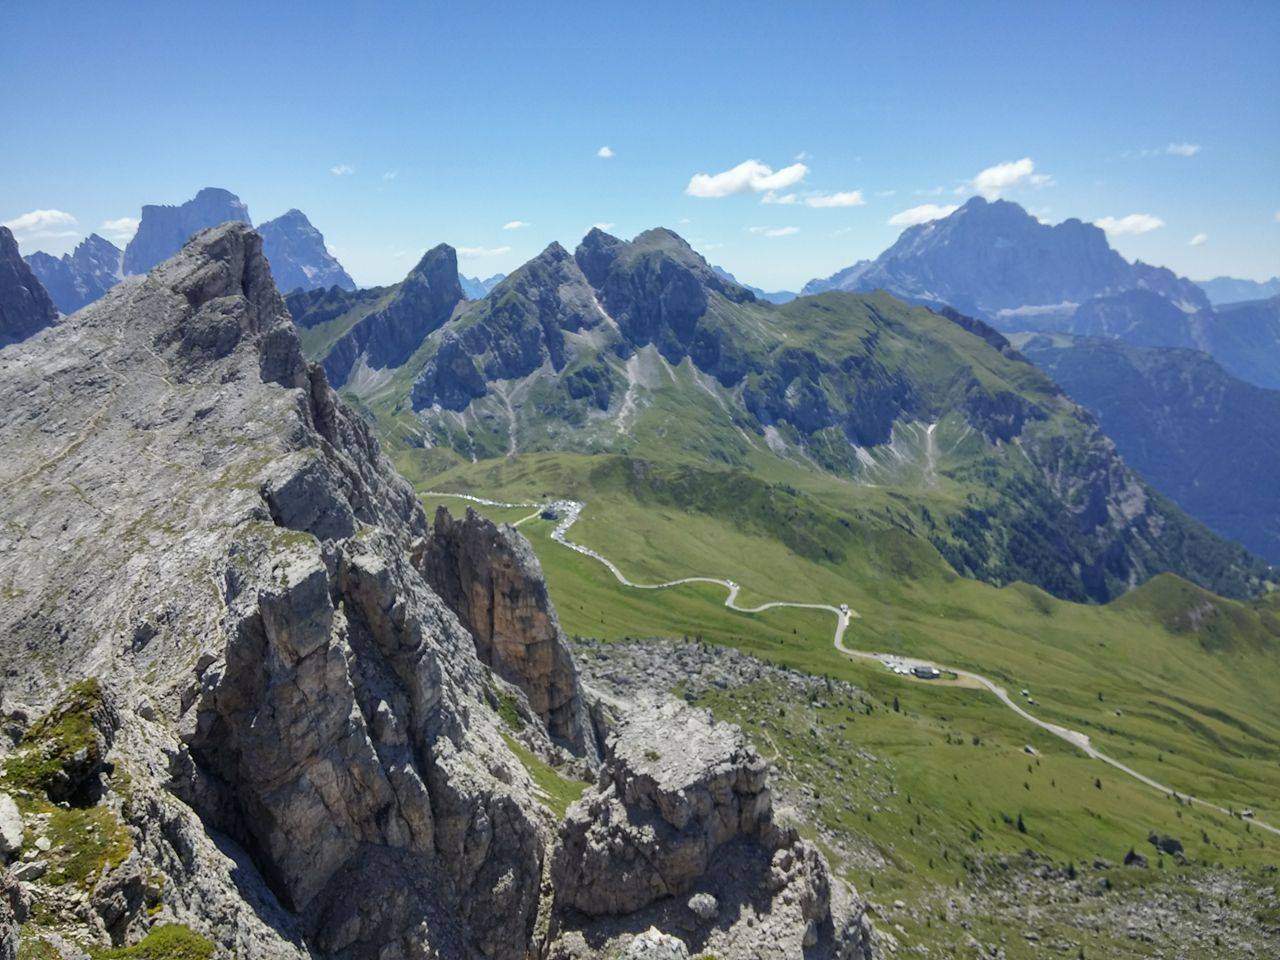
[421,507,596,756]
[0,223,576,959]
[549,698,874,959]
[0,221,880,959]
[0,226,57,347]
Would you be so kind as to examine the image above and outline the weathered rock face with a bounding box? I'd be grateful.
[552,699,775,916]
[0,226,57,347]
[24,233,124,315]
[324,243,463,388]
[258,209,356,294]
[549,698,867,959]
[122,187,252,275]
[0,222,578,959]
[421,507,596,757]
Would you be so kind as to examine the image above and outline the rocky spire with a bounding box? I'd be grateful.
[0,225,58,346]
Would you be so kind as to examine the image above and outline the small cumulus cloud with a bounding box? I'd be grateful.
[887,203,959,227]
[457,245,511,258]
[794,150,812,161]
[1167,142,1201,157]
[502,220,530,230]
[686,159,809,198]
[1096,213,1165,236]
[970,158,1051,199]
[747,225,799,237]
[597,146,614,159]
[592,222,616,232]
[382,170,399,181]
[2,208,79,244]
[330,164,355,176]
[1189,233,1208,247]
[100,217,140,244]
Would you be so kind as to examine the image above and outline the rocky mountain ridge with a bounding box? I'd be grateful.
[297,225,1270,603]
[22,190,355,318]
[24,233,124,315]
[0,222,859,960]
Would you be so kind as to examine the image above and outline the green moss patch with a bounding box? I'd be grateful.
[90,924,214,960]
[3,678,107,802]
[501,734,587,820]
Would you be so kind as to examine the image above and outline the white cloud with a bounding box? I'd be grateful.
[748,225,799,237]
[1189,232,1208,247]
[592,222,616,231]
[970,157,1050,199]
[2,208,79,245]
[686,159,809,198]
[1095,213,1165,236]
[100,217,140,244]
[457,245,511,258]
[382,170,398,181]
[794,150,812,161]
[330,163,355,176]
[804,190,866,209]
[597,146,614,159]
[1166,142,1201,157]
[887,203,959,227]
[502,220,530,230]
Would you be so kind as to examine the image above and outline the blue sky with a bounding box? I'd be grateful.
[2,1,1277,289]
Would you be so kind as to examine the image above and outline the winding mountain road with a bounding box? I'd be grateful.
[428,490,1279,838]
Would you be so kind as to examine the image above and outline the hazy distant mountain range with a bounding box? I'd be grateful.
[25,233,123,315]
[460,273,506,299]
[1195,275,1280,306]
[802,197,1208,317]
[712,266,796,303]
[21,187,353,315]
[804,197,1280,391]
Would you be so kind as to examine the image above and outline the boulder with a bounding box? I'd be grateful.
[0,796,21,859]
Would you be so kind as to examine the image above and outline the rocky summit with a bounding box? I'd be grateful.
[802,197,1208,320]
[122,187,252,276]
[0,222,857,960]
[0,226,58,347]
[258,208,357,294]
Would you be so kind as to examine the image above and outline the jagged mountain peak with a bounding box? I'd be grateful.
[23,232,124,316]
[0,225,59,345]
[804,197,1208,320]
[124,186,253,276]
[257,208,356,294]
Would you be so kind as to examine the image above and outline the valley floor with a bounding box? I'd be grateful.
[414,472,1280,958]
